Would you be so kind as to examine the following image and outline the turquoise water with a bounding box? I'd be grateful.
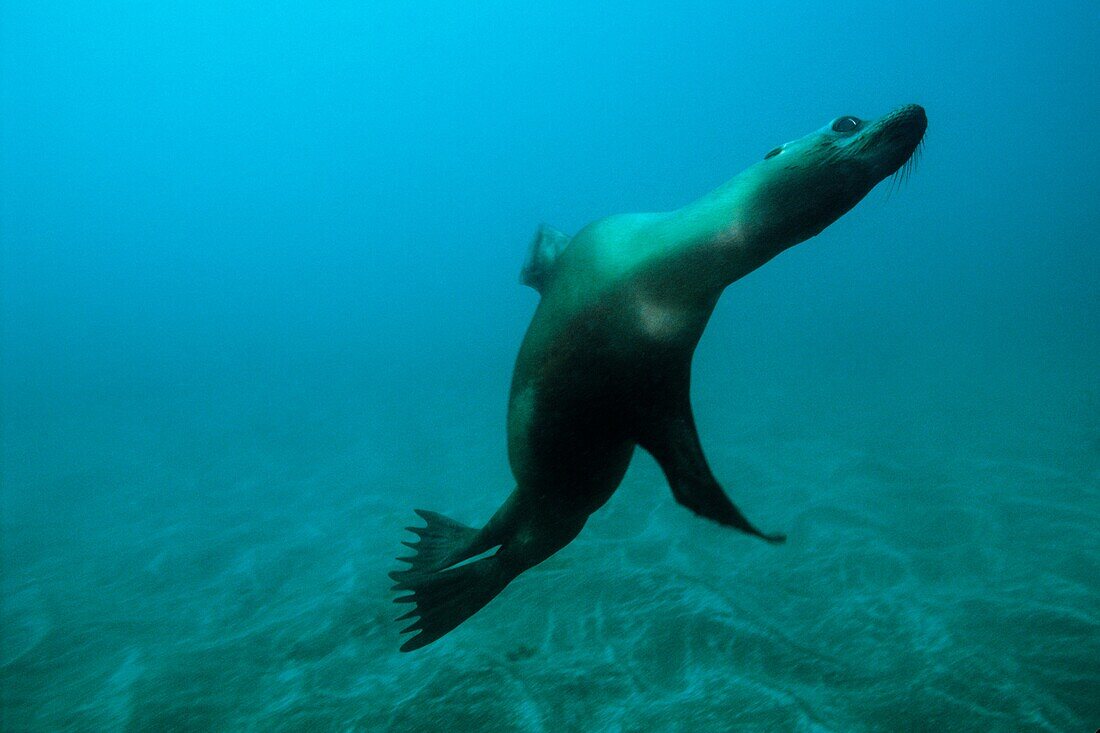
[2,2,1097,731]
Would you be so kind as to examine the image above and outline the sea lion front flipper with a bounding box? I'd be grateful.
[520,224,571,294]
[640,404,785,544]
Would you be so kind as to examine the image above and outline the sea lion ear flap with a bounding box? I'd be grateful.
[520,224,571,294]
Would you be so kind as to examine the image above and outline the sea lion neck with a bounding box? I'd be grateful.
[653,168,790,296]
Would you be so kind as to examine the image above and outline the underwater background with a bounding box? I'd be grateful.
[2,1,1098,731]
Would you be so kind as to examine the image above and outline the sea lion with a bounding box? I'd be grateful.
[390,104,927,651]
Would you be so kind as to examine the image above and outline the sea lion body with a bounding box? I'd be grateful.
[391,105,927,651]
[506,214,723,523]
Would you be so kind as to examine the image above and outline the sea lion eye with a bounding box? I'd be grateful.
[831,116,861,133]
[764,147,783,160]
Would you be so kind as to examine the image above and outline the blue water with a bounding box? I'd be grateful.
[2,2,1097,730]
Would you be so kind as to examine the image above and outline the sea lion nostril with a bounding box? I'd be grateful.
[878,104,927,144]
[896,104,928,132]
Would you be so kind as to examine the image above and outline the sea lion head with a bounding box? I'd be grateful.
[743,104,927,249]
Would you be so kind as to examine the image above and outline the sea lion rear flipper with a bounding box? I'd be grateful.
[397,509,482,574]
[389,555,511,652]
[641,405,785,544]
[390,509,513,651]
[520,224,571,294]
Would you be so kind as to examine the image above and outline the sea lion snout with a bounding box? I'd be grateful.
[861,103,927,178]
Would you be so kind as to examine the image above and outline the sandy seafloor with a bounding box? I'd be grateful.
[2,352,1097,732]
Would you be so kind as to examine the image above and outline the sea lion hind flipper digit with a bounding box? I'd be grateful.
[399,509,482,573]
[641,407,786,544]
[393,556,511,652]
